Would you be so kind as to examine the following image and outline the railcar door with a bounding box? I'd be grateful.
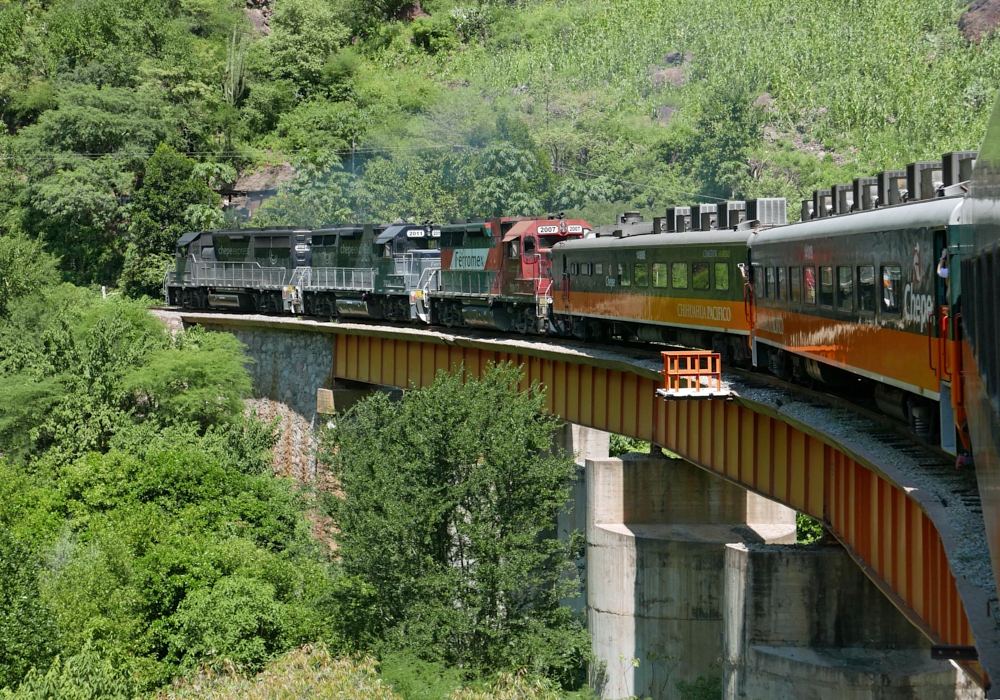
[522,236,540,289]
[933,227,962,455]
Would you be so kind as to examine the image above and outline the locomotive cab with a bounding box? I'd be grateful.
[501,218,589,297]
[372,224,443,321]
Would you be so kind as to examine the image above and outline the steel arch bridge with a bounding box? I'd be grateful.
[183,313,1000,691]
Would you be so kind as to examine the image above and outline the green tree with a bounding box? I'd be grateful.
[125,145,221,298]
[0,233,57,319]
[29,156,132,286]
[248,0,349,91]
[1,646,135,700]
[322,363,589,685]
[0,528,57,691]
[254,154,352,228]
[687,78,765,199]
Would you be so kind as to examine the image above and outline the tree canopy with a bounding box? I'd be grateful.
[322,363,589,686]
[0,0,993,292]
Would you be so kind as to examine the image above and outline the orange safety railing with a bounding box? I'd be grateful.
[661,351,723,394]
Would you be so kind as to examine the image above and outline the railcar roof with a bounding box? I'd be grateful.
[375,223,428,243]
[553,229,749,252]
[751,196,964,246]
[501,218,591,242]
[177,231,203,246]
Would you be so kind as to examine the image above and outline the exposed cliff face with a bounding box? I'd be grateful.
[960,0,1000,44]
[246,398,318,482]
[245,397,339,552]
[244,0,272,36]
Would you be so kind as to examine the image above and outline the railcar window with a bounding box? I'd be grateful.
[790,267,801,302]
[777,267,786,301]
[570,262,580,275]
[672,262,689,289]
[595,263,603,275]
[837,266,853,310]
[819,266,834,306]
[715,263,730,291]
[635,263,648,287]
[765,267,775,299]
[881,265,902,314]
[803,266,817,304]
[653,263,668,288]
[858,266,875,312]
[442,232,465,247]
[619,263,631,287]
[508,240,520,258]
[693,262,710,290]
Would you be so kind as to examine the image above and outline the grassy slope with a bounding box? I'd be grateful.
[357,0,1000,221]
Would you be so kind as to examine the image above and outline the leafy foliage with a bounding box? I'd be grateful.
[1,646,136,700]
[0,233,57,319]
[1,0,992,289]
[154,646,402,700]
[676,675,722,700]
[322,363,590,685]
[0,529,57,691]
[0,257,332,691]
[796,512,825,544]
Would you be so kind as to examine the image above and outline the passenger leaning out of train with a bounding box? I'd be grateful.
[937,249,949,280]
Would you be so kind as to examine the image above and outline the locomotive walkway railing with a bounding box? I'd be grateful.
[397,254,440,290]
[297,267,375,292]
[169,261,289,289]
[440,270,497,296]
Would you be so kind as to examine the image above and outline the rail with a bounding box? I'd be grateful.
[657,350,727,397]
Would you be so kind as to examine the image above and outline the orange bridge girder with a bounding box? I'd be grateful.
[176,313,993,688]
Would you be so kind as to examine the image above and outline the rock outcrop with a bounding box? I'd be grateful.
[959,0,1000,44]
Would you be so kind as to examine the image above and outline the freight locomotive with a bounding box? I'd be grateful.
[165,153,982,455]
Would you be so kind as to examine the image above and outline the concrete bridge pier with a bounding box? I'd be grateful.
[554,424,611,614]
[585,456,797,699]
[723,544,980,699]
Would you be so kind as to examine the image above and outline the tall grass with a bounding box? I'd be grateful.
[456,0,1000,166]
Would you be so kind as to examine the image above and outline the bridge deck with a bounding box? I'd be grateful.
[172,311,1000,690]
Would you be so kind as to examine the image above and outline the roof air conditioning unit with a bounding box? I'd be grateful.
[665,206,692,232]
[812,189,832,218]
[906,161,943,200]
[831,185,853,215]
[877,170,907,206]
[718,201,746,229]
[942,151,978,186]
[746,198,787,226]
[801,199,815,221]
[692,203,718,231]
[853,177,878,210]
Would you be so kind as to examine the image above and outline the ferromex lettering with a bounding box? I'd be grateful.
[676,303,732,322]
[450,248,490,270]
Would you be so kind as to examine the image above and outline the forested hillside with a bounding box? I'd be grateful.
[0,0,995,293]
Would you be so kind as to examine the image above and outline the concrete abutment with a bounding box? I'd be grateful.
[724,543,979,699]
[584,456,796,699]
